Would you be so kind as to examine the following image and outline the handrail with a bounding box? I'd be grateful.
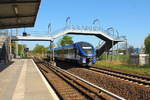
[10,24,125,42]
[51,24,125,41]
[96,41,105,49]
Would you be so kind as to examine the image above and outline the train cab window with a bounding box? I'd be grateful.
[82,47,94,54]
[78,42,94,55]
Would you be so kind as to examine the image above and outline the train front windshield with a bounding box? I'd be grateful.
[82,47,94,55]
[79,42,94,56]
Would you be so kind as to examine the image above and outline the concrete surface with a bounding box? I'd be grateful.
[0,59,59,100]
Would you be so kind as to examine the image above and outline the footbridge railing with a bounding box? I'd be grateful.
[51,24,126,41]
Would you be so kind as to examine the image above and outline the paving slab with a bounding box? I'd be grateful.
[0,59,59,100]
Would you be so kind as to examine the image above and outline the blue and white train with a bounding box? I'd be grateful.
[54,42,96,66]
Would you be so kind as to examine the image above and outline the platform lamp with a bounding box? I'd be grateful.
[22,27,27,36]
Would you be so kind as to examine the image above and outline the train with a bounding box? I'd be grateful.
[52,41,96,66]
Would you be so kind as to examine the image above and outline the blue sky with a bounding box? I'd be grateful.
[19,0,150,49]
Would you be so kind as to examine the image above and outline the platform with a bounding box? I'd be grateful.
[0,59,59,100]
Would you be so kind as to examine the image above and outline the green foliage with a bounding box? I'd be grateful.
[11,41,16,55]
[95,61,150,76]
[99,55,130,63]
[60,35,73,46]
[144,34,150,54]
[32,44,48,56]
[128,46,135,55]
[49,42,55,48]
[11,42,26,57]
[144,34,150,64]
[18,44,26,56]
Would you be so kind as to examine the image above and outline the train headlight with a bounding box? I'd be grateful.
[93,57,96,63]
[87,54,92,56]
[82,58,86,63]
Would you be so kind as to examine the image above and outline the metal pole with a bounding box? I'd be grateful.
[112,40,114,61]
[48,23,52,61]
[48,23,51,34]
[116,30,119,61]
[112,29,114,61]
[50,40,54,61]
[15,28,18,58]
[105,43,108,61]
[126,38,128,55]
[52,40,55,61]
[50,41,51,61]
[9,29,12,59]
[66,16,71,27]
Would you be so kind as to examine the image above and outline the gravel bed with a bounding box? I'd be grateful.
[65,67,150,100]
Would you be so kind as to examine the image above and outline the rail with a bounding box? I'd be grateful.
[90,67,150,86]
[49,64,126,100]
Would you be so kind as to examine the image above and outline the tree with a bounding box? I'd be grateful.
[128,46,135,55]
[144,34,150,54]
[60,35,73,46]
[18,44,26,57]
[11,42,26,57]
[11,41,16,55]
[32,44,48,56]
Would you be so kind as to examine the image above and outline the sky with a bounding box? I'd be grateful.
[19,0,150,50]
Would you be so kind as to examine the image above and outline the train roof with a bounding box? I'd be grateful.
[54,41,94,50]
[76,41,93,46]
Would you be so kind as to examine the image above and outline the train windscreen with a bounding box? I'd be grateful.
[78,42,94,56]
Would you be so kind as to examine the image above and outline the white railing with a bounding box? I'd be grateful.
[96,41,105,49]
[51,24,125,41]
[10,24,126,41]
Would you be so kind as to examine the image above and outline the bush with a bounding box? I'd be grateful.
[98,54,130,64]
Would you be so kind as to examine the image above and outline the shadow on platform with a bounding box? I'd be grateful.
[0,61,14,72]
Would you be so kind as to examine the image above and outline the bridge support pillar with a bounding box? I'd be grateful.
[50,40,55,61]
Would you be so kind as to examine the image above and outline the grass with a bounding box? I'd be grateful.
[95,60,150,77]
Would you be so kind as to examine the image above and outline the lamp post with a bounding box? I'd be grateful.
[92,19,100,31]
[15,28,18,58]
[9,29,12,60]
[48,23,52,61]
[48,23,51,34]
[66,16,71,28]
[125,37,128,55]
[48,23,55,63]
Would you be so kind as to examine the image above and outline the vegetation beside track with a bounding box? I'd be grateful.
[95,60,150,77]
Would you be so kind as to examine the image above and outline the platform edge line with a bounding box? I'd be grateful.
[32,59,59,100]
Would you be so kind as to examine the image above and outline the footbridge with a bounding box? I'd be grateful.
[11,24,125,57]
[52,25,124,41]
[11,36,53,41]
[51,25,125,57]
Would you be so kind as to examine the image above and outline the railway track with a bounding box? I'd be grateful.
[89,66,150,86]
[34,58,125,100]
